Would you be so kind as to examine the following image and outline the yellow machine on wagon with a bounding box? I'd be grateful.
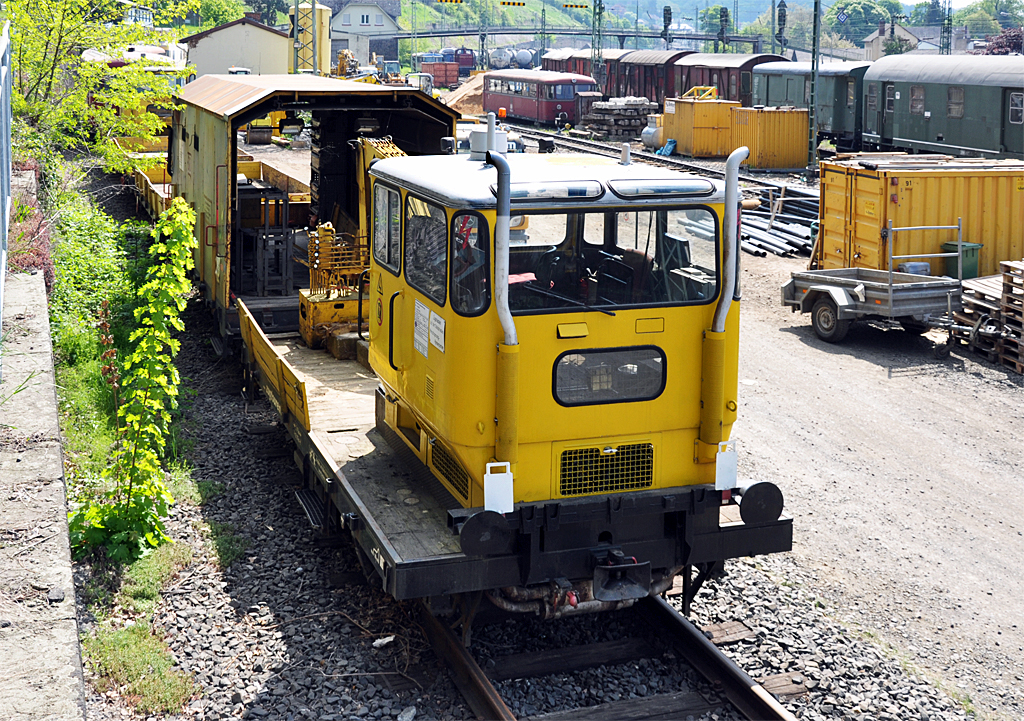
[181,77,792,616]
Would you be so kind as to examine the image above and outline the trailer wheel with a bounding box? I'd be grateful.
[811,298,851,343]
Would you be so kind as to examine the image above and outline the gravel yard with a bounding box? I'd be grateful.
[71,163,1023,720]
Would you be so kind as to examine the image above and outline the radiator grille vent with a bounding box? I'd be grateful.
[431,441,469,499]
[425,375,435,400]
[560,443,654,496]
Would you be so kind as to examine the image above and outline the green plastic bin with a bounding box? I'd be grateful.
[941,241,983,280]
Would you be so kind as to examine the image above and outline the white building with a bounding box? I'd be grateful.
[181,19,290,78]
[330,0,402,64]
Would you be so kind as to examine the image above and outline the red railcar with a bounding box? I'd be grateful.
[618,50,693,105]
[483,70,599,125]
[540,48,574,73]
[673,53,787,106]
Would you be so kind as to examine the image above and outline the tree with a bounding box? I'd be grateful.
[8,0,192,171]
[957,8,1001,33]
[954,0,1024,29]
[199,0,249,28]
[978,25,1024,51]
[908,0,944,25]
[248,0,290,25]
[742,4,855,50]
[882,35,916,53]
[824,0,890,41]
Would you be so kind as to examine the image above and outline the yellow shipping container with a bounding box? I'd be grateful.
[663,97,738,158]
[731,107,808,170]
[818,155,1024,278]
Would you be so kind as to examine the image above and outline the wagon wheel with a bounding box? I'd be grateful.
[811,297,851,343]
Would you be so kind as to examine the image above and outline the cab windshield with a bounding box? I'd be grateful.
[507,208,718,313]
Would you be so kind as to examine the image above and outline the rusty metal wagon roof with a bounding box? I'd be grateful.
[176,74,459,120]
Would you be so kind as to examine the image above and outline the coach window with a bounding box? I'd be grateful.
[373,184,401,273]
[741,71,751,96]
[847,79,856,107]
[405,196,448,306]
[867,83,877,112]
[1010,93,1023,124]
[947,87,964,118]
[884,85,895,112]
[729,74,737,100]
[910,85,925,115]
[451,214,489,315]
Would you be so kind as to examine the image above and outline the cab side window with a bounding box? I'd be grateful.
[405,196,448,305]
[451,214,489,315]
[373,184,401,273]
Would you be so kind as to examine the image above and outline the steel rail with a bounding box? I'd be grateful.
[508,125,795,190]
[418,602,516,721]
[637,596,798,721]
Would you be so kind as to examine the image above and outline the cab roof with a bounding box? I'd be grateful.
[368,152,725,210]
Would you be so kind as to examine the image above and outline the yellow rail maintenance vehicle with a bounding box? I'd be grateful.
[178,76,792,621]
[358,124,791,617]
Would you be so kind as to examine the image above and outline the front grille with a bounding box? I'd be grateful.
[559,443,654,497]
[431,441,469,499]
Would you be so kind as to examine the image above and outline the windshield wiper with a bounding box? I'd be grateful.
[520,282,616,316]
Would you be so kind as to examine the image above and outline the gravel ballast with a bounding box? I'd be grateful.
[75,291,989,720]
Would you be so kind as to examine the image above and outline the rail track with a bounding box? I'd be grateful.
[506,125,804,190]
[420,596,799,721]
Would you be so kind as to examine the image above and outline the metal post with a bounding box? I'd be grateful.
[0,23,9,383]
[293,0,300,72]
[771,0,776,54]
[806,0,821,176]
[312,0,318,74]
[957,217,962,282]
[887,219,894,317]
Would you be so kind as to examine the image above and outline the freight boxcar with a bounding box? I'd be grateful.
[674,53,787,107]
[862,55,1024,159]
[619,50,692,105]
[541,47,574,73]
[752,61,870,151]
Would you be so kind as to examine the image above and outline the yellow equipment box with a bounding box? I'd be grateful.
[662,97,739,158]
[731,106,808,170]
[818,154,1024,276]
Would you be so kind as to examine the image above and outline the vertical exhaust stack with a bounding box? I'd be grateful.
[699,147,748,461]
[488,141,519,471]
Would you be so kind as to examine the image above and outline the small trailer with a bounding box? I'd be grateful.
[779,218,1013,356]
[781,267,963,345]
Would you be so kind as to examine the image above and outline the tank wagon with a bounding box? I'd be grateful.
[173,74,792,619]
[862,54,1023,158]
[752,61,871,151]
[483,69,599,125]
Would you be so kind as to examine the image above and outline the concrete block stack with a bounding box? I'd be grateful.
[578,97,658,140]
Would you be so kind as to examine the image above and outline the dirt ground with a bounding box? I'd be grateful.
[736,253,1024,719]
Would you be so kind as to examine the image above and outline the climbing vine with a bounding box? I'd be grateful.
[69,198,197,562]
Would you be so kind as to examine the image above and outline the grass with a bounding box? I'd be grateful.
[84,623,194,713]
[207,521,250,569]
[118,543,194,615]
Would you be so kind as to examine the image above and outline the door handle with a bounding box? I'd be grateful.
[388,290,403,371]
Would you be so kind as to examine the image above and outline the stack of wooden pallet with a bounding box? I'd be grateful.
[955,275,1004,362]
[1000,261,1024,373]
[953,262,1024,373]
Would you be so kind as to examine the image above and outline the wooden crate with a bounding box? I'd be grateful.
[997,261,1024,374]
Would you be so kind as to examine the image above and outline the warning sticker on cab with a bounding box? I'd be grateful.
[414,300,430,358]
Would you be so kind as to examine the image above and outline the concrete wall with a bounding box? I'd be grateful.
[187,24,289,76]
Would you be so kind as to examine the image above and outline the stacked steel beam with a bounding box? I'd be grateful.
[740,184,819,258]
